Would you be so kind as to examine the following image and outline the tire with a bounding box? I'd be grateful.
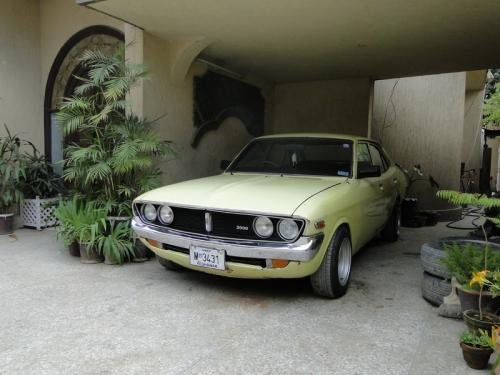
[310,226,352,299]
[381,202,400,242]
[157,256,182,271]
[420,237,500,279]
[421,271,451,306]
[421,242,450,279]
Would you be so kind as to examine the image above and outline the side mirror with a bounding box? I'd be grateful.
[358,165,381,178]
[220,160,231,170]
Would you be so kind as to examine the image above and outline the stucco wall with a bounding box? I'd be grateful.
[0,0,43,150]
[373,72,466,210]
[270,78,372,136]
[142,32,253,184]
[39,0,124,99]
[462,88,485,178]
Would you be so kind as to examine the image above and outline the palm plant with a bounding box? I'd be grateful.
[56,47,172,217]
[72,200,107,248]
[53,197,83,246]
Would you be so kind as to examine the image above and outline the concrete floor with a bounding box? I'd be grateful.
[0,224,491,374]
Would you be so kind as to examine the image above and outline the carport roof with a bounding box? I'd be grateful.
[83,0,500,83]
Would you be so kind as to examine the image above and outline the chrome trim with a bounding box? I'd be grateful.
[133,201,306,244]
[133,200,308,223]
[132,218,323,262]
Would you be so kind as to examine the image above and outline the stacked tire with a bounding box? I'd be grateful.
[421,240,452,306]
[420,237,500,306]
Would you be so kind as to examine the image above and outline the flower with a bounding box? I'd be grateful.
[470,270,489,287]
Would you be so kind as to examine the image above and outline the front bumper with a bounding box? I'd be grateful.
[131,218,323,262]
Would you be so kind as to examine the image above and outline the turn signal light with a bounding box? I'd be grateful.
[146,238,160,248]
[271,259,289,268]
[314,220,326,229]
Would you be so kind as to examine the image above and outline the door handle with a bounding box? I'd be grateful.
[379,184,384,191]
[393,178,398,184]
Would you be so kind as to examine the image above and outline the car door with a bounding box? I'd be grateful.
[367,143,394,228]
[355,142,386,244]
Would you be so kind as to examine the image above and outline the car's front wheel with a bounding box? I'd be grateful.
[310,226,352,298]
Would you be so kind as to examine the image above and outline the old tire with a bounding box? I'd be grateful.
[157,256,182,271]
[420,237,500,279]
[381,202,400,242]
[310,226,352,299]
[421,242,450,279]
[421,272,451,306]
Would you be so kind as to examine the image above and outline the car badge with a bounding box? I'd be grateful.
[205,212,213,232]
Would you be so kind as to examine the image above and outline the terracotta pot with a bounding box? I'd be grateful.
[460,342,492,370]
[79,243,103,264]
[0,213,14,235]
[463,309,500,333]
[68,241,80,257]
[457,285,500,314]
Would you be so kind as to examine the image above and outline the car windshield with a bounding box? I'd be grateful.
[228,137,353,177]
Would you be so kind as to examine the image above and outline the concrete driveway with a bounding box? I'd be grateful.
[0,224,489,374]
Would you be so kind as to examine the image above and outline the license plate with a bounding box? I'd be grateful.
[189,246,225,270]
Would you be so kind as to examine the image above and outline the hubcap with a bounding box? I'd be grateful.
[337,237,352,286]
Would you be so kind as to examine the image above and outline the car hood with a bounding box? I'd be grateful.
[135,173,345,216]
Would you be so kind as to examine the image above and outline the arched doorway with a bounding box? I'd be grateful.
[44,25,124,171]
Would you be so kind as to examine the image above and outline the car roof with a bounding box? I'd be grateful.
[255,133,375,143]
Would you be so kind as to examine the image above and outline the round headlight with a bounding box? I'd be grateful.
[253,216,274,238]
[142,204,157,222]
[159,205,174,225]
[278,219,299,240]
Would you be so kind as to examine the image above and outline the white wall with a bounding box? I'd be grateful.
[0,0,42,150]
[373,72,466,210]
[270,78,372,136]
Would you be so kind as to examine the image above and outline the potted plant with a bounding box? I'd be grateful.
[95,220,134,265]
[0,125,27,235]
[463,270,500,332]
[73,200,107,264]
[53,197,82,257]
[442,242,500,314]
[438,190,500,329]
[20,146,63,230]
[56,47,173,259]
[459,329,494,370]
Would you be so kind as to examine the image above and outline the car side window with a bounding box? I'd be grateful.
[357,143,371,168]
[368,144,386,173]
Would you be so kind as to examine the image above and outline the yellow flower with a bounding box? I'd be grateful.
[470,270,488,287]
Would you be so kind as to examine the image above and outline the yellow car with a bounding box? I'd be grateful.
[132,134,406,298]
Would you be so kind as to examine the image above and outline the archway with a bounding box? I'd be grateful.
[43,25,124,168]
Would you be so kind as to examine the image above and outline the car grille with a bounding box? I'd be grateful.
[134,203,304,242]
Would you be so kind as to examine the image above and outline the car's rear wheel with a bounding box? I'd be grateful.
[310,226,352,298]
[157,256,182,271]
[381,201,400,242]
